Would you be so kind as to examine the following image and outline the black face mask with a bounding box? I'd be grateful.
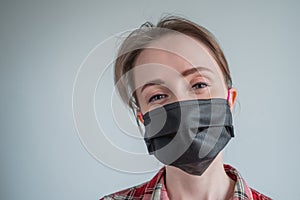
[142,98,234,176]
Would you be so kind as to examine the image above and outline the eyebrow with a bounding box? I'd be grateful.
[140,66,213,93]
[140,79,165,93]
[181,66,213,77]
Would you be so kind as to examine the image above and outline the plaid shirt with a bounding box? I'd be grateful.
[101,165,271,200]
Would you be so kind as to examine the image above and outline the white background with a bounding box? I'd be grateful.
[1,0,299,199]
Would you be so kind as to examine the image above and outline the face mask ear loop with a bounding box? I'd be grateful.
[227,89,230,102]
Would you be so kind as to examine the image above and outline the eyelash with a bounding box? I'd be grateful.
[192,82,209,90]
[148,94,167,103]
[147,82,208,103]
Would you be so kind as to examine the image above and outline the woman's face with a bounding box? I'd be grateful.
[133,33,234,115]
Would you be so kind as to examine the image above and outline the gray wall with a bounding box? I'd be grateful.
[1,0,299,199]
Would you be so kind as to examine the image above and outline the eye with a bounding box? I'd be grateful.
[192,82,208,90]
[148,94,167,103]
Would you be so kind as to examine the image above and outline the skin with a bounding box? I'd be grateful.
[133,33,237,200]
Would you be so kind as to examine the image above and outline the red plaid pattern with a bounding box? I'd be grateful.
[101,165,271,200]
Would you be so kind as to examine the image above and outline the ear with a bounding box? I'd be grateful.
[137,111,144,124]
[227,88,237,111]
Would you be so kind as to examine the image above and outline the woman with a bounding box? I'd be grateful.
[101,16,271,200]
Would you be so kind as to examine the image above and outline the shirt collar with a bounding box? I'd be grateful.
[150,164,253,200]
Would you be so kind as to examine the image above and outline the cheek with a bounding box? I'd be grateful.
[209,83,228,98]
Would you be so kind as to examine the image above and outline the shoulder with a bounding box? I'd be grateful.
[100,181,149,200]
[100,167,166,200]
[250,188,272,200]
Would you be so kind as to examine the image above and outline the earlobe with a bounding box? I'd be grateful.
[228,88,237,111]
[137,111,144,124]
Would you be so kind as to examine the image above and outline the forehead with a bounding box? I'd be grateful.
[134,33,221,75]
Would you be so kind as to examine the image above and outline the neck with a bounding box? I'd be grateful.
[165,154,235,200]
